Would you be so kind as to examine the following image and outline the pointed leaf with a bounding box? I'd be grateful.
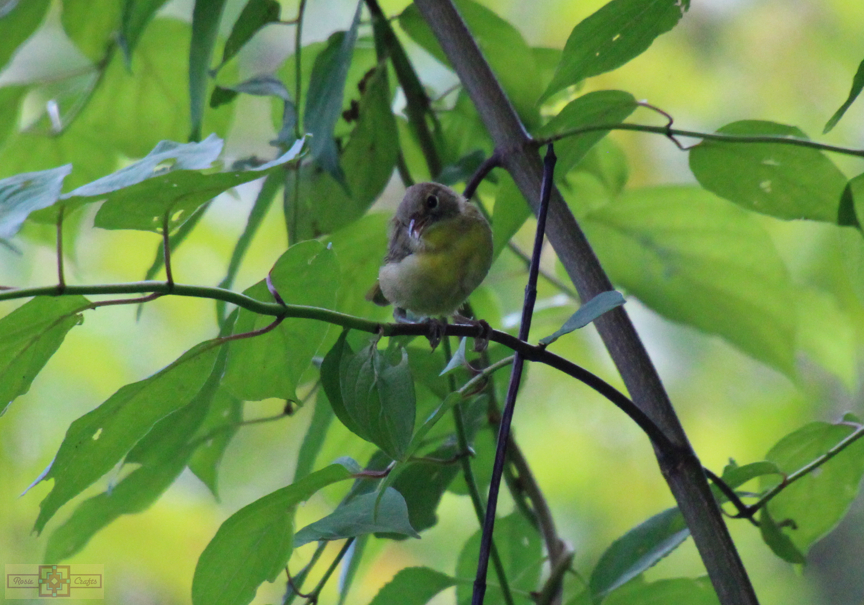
[0,0,50,72]
[219,0,280,70]
[222,240,338,402]
[541,0,690,103]
[440,337,468,376]
[119,0,170,60]
[189,0,228,141]
[540,290,625,346]
[589,507,689,599]
[191,461,358,605]
[689,120,847,223]
[759,507,806,564]
[187,389,242,497]
[304,0,362,183]
[0,296,89,414]
[34,340,221,533]
[93,138,303,232]
[583,186,797,375]
[294,488,418,546]
[61,0,122,62]
[603,577,720,605]
[368,567,456,605]
[0,165,72,238]
[824,58,864,134]
[293,390,335,482]
[492,174,531,260]
[762,421,864,554]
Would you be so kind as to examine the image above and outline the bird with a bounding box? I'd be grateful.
[366,182,493,320]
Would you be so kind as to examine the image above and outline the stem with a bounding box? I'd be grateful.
[536,122,864,159]
[56,207,65,294]
[440,330,516,605]
[162,212,174,289]
[472,145,556,605]
[283,541,327,605]
[410,2,759,604]
[307,538,354,602]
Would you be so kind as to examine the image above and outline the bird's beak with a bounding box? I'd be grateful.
[408,217,427,239]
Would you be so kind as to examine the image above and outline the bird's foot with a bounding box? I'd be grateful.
[392,308,446,350]
[452,314,492,352]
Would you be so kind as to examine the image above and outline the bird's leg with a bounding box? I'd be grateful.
[453,313,491,352]
[393,307,445,350]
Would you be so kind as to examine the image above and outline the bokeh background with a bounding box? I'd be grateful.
[1,0,863,603]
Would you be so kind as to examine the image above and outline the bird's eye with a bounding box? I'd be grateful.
[425,194,439,210]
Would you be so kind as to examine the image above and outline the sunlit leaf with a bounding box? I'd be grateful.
[93,138,303,232]
[222,240,338,402]
[589,507,689,599]
[367,567,456,605]
[294,488,419,546]
[824,58,864,134]
[0,165,71,238]
[456,512,542,605]
[761,421,864,555]
[541,0,689,103]
[0,0,50,72]
[191,461,358,605]
[61,0,121,62]
[218,0,280,71]
[119,0,170,60]
[540,290,625,346]
[0,296,88,415]
[34,340,221,533]
[582,186,797,376]
[689,121,847,223]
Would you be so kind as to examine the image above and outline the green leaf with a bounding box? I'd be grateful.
[824,58,864,134]
[222,240,338,402]
[0,0,50,72]
[119,0,170,60]
[540,290,625,346]
[187,389,242,497]
[541,0,689,103]
[440,337,468,376]
[304,0,362,184]
[294,488,419,546]
[399,0,542,127]
[293,390,335,482]
[390,446,461,534]
[536,91,637,178]
[796,286,858,391]
[218,0,280,71]
[191,461,358,605]
[0,296,89,415]
[602,577,720,605]
[189,0,228,141]
[492,173,531,261]
[0,165,72,238]
[93,137,304,232]
[321,335,416,461]
[31,135,224,224]
[61,0,121,63]
[34,340,221,533]
[582,186,797,376]
[761,421,864,554]
[368,567,456,605]
[589,507,689,599]
[688,120,847,223]
[456,512,542,605]
[720,460,782,489]
[758,507,806,565]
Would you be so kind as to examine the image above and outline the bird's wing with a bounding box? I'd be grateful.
[385,218,414,263]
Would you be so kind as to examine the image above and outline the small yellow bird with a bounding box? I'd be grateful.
[367,182,493,318]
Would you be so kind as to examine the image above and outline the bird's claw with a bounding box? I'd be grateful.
[453,314,491,352]
[425,318,446,351]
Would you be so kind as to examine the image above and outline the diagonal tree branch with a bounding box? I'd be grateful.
[410,2,759,604]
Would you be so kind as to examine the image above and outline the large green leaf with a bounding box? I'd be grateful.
[602,577,719,605]
[187,388,242,497]
[761,421,864,555]
[589,507,689,599]
[321,335,416,461]
[61,0,122,62]
[399,0,542,127]
[582,186,797,376]
[119,0,170,60]
[222,240,338,402]
[0,165,72,238]
[293,488,419,546]
[0,296,89,415]
[93,138,303,232]
[367,567,456,605]
[303,0,362,183]
[293,390,335,482]
[536,90,637,178]
[688,121,847,223]
[456,512,542,605]
[0,0,50,72]
[541,0,689,103]
[34,340,221,533]
[191,461,358,605]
